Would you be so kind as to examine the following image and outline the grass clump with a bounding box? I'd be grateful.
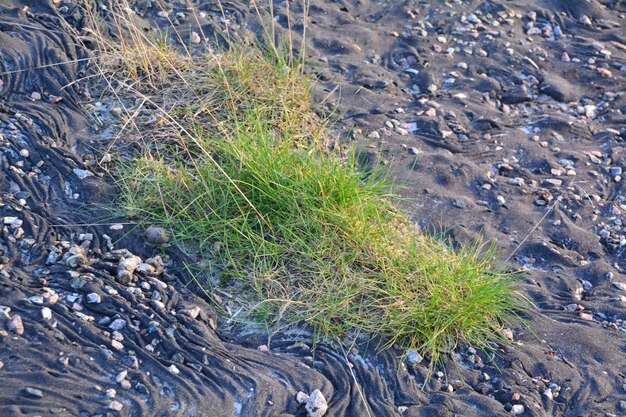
[91,0,521,369]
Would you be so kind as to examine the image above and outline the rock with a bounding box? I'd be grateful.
[179,306,201,319]
[28,296,44,305]
[540,73,583,103]
[107,400,123,411]
[296,391,309,404]
[543,388,553,400]
[62,246,88,268]
[406,350,423,364]
[169,364,180,375]
[117,255,142,285]
[146,226,169,244]
[305,390,328,417]
[86,293,101,304]
[73,168,94,179]
[116,370,127,383]
[190,31,201,44]
[8,315,24,335]
[23,387,43,398]
[510,404,524,414]
[614,282,626,291]
[111,340,124,351]
[109,318,127,331]
[41,307,52,321]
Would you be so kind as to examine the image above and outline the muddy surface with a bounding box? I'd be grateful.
[1,0,626,416]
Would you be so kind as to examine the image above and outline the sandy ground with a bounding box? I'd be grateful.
[1,0,626,416]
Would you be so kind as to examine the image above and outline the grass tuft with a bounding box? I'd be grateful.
[88,0,522,371]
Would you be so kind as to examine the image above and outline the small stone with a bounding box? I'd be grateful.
[543,388,553,400]
[108,400,123,411]
[496,195,506,205]
[510,404,524,415]
[106,388,116,399]
[30,92,41,100]
[24,387,43,398]
[86,293,101,304]
[109,319,127,331]
[190,31,201,44]
[305,390,328,417]
[72,168,94,179]
[406,350,423,364]
[579,312,594,321]
[169,364,180,375]
[19,148,30,158]
[561,52,570,62]
[117,255,142,285]
[120,379,132,390]
[580,15,592,25]
[111,340,124,350]
[41,307,52,321]
[146,226,169,245]
[28,296,44,305]
[408,147,421,155]
[543,179,562,187]
[116,370,127,383]
[8,315,24,335]
[619,401,626,412]
[296,391,309,404]
[613,282,626,291]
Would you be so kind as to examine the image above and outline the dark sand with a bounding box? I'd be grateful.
[1,0,626,416]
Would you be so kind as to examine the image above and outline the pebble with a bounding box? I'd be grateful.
[109,318,127,331]
[117,255,142,285]
[72,168,94,179]
[406,350,423,364]
[190,31,201,44]
[496,195,506,205]
[108,400,123,411]
[305,390,328,417]
[8,315,24,335]
[86,293,101,304]
[146,226,169,245]
[41,307,52,321]
[24,387,43,398]
[510,404,525,414]
[169,364,180,375]
[116,370,127,383]
[408,147,421,155]
[111,340,124,351]
[28,296,44,305]
[613,282,626,291]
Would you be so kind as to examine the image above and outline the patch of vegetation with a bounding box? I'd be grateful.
[88,0,521,370]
